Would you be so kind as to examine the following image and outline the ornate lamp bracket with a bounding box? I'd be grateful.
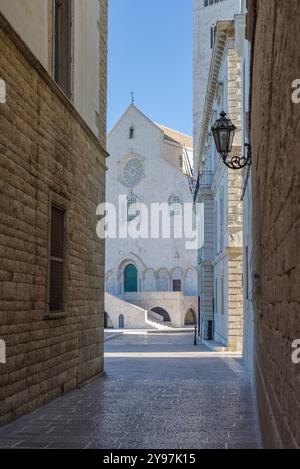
[222,143,252,171]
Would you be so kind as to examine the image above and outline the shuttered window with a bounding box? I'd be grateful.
[54,0,72,97]
[50,205,65,312]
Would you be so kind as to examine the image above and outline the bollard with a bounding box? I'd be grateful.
[194,326,197,346]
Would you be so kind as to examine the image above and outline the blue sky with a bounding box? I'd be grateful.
[107,0,193,136]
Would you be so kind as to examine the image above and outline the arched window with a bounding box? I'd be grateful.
[129,126,134,139]
[127,195,141,221]
[119,314,125,329]
[124,264,138,292]
[169,194,183,216]
[127,195,140,222]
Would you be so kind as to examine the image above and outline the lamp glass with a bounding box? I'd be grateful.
[211,111,237,155]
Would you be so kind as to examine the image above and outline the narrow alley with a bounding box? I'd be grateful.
[0,334,261,449]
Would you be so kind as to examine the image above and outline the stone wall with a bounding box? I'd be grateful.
[0,10,107,426]
[98,0,108,148]
[0,1,108,139]
[248,0,300,449]
[227,250,243,352]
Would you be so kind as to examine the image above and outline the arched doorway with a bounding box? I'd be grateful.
[119,314,125,329]
[151,307,171,323]
[185,309,197,326]
[124,264,138,292]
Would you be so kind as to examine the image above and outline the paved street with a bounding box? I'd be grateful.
[0,333,261,449]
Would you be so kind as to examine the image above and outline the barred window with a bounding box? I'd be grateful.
[49,205,66,312]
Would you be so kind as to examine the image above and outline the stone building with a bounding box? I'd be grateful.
[194,17,245,351]
[0,0,108,425]
[247,0,300,449]
[105,105,198,330]
[193,0,242,148]
[240,14,254,379]
[194,0,300,448]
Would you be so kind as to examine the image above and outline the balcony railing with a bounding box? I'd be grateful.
[193,171,214,202]
[199,171,214,189]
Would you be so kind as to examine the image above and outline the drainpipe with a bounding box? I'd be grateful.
[198,295,201,338]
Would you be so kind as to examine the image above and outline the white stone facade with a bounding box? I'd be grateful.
[194,18,246,351]
[194,1,254,359]
[105,105,198,329]
[193,0,242,150]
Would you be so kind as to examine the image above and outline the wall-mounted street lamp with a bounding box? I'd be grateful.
[211,111,251,170]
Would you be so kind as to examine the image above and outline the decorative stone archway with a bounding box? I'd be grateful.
[184,309,197,326]
[151,307,171,323]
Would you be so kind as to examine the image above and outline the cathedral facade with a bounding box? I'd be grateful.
[105,105,198,329]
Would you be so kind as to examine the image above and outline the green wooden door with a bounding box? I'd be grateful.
[124,264,138,292]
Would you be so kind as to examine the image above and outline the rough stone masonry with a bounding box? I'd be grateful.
[0,6,107,426]
[247,0,300,449]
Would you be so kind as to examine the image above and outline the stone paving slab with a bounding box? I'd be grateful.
[0,333,262,449]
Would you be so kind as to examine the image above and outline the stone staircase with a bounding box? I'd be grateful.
[105,293,187,332]
[105,293,150,329]
[145,311,174,331]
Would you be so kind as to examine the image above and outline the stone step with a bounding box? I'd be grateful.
[145,318,175,331]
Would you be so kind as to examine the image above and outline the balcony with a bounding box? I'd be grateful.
[194,171,214,202]
[199,171,214,189]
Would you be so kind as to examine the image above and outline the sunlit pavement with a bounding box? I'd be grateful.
[0,333,261,449]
